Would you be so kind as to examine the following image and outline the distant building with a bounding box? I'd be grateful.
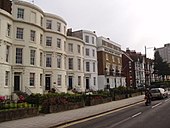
[124,49,145,89]
[156,43,170,64]
[122,51,134,88]
[97,37,125,90]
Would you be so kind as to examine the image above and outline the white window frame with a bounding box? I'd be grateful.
[5,71,10,86]
[93,77,96,86]
[30,49,36,65]
[40,16,43,27]
[86,62,90,72]
[77,45,80,53]
[30,73,35,86]
[92,49,95,57]
[46,54,52,67]
[78,76,81,86]
[68,58,73,70]
[46,20,52,29]
[30,30,36,42]
[86,48,90,56]
[16,27,24,39]
[57,38,61,49]
[40,34,43,45]
[78,59,81,70]
[85,35,89,43]
[40,74,42,86]
[57,75,62,86]
[57,22,61,32]
[6,45,10,62]
[46,36,52,46]
[17,8,24,19]
[16,48,23,64]
[40,52,43,67]
[92,37,95,44]
[93,62,95,72]
[7,24,11,37]
[57,54,62,68]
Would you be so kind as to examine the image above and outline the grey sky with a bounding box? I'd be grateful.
[24,0,170,58]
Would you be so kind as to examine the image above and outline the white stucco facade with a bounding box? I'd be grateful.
[82,30,98,91]
[0,0,69,96]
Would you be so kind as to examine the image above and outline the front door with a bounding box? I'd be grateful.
[68,76,73,90]
[45,75,51,90]
[86,78,90,89]
[14,73,20,91]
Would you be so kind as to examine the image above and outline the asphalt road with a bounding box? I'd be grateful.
[63,97,170,128]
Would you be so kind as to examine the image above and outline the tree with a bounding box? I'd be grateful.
[154,51,170,81]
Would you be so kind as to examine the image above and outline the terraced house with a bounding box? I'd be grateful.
[0,0,128,97]
[97,37,126,90]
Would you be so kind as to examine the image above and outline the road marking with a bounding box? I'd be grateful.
[132,112,142,118]
[152,102,162,108]
[165,99,170,102]
[56,102,144,128]
[109,117,131,127]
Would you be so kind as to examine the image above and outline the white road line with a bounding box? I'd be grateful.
[132,112,142,118]
[110,117,131,128]
[165,99,170,102]
[152,102,162,108]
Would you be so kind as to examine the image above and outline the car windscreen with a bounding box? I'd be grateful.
[150,89,160,93]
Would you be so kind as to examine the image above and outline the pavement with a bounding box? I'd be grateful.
[0,95,145,128]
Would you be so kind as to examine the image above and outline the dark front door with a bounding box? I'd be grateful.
[86,78,90,89]
[68,76,73,90]
[14,75,20,91]
[45,75,51,90]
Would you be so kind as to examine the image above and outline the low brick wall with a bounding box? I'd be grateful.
[0,107,39,122]
[89,97,112,106]
[49,102,85,113]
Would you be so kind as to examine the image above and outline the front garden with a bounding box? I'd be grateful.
[0,86,143,122]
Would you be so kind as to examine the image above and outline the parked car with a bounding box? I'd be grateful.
[150,88,168,99]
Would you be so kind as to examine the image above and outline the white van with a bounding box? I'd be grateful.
[150,88,168,99]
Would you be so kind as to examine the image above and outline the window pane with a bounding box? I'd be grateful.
[77,45,80,53]
[78,76,81,86]
[5,71,9,86]
[46,36,52,46]
[17,8,24,19]
[57,75,62,86]
[30,73,35,86]
[7,24,11,37]
[30,50,35,65]
[40,52,43,66]
[30,30,36,41]
[85,35,89,43]
[86,48,89,56]
[16,48,22,64]
[68,58,73,69]
[86,62,90,72]
[6,45,10,62]
[46,54,52,67]
[40,74,42,86]
[78,59,81,70]
[57,22,61,32]
[57,38,61,48]
[57,55,61,68]
[46,20,52,29]
[16,28,23,39]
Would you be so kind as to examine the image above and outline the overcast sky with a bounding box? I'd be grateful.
[23,0,170,58]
